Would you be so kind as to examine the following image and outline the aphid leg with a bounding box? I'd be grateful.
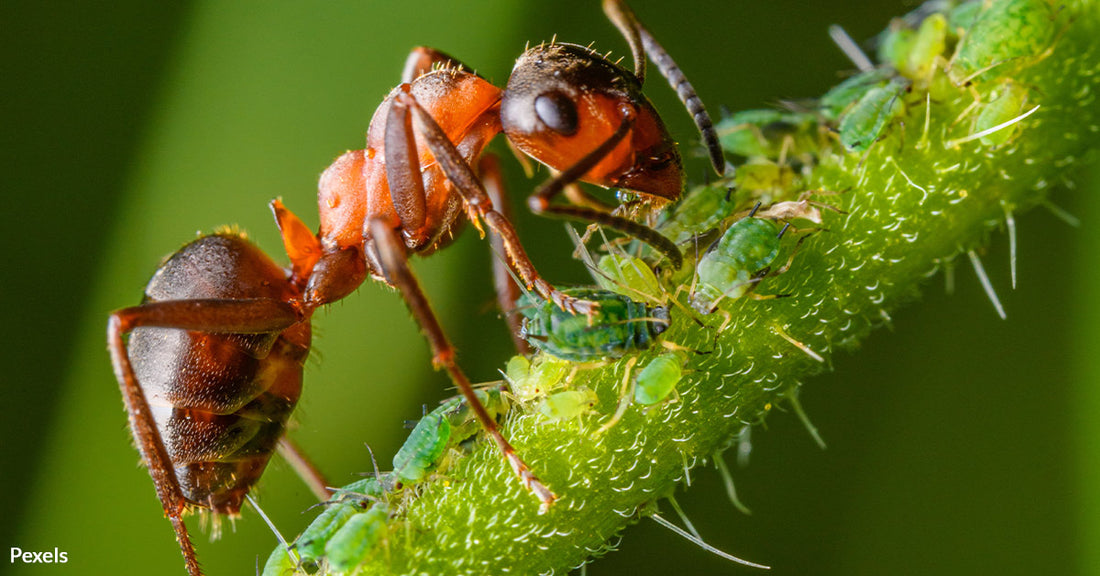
[771,324,825,363]
[367,217,557,512]
[1002,201,1017,289]
[967,249,1007,319]
[649,514,770,569]
[525,106,684,269]
[713,452,752,515]
[400,46,469,83]
[277,437,332,502]
[478,154,532,355]
[389,87,595,316]
[784,387,827,449]
[595,357,638,435]
[108,300,303,576]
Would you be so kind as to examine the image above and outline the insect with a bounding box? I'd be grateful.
[519,288,671,362]
[715,108,825,162]
[947,0,1057,87]
[108,1,722,573]
[973,80,1032,147]
[538,388,600,422]
[392,387,509,484]
[877,12,949,85]
[817,68,894,122]
[837,77,909,153]
[690,211,794,314]
[633,352,685,405]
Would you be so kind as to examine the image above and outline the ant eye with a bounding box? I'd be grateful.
[534,92,579,135]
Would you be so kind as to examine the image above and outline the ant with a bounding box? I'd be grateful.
[107,2,722,575]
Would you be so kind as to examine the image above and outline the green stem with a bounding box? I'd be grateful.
[329,2,1100,574]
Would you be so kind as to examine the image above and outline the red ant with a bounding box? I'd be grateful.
[107,2,722,575]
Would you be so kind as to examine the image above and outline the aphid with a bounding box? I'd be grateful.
[948,0,1057,86]
[656,183,738,246]
[324,503,390,572]
[818,68,893,122]
[633,352,685,405]
[878,12,949,83]
[110,2,723,571]
[293,475,387,567]
[715,108,824,160]
[519,288,670,362]
[690,215,788,314]
[973,80,1031,147]
[837,77,909,153]
[594,252,663,304]
[503,354,572,402]
[260,544,297,576]
[732,158,798,202]
[537,388,599,422]
[393,387,509,484]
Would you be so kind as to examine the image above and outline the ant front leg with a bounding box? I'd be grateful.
[366,217,557,511]
[524,106,684,269]
[478,154,532,355]
[386,86,595,315]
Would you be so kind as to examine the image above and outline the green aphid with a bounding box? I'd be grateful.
[716,109,823,159]
[819,68,893,122]
[328,476,386,502]
[538,388,599,421]
[905,13,948,81]
[261,544,299,576]
[294,500,364,566]
[634,353,685,406]
[949,0,1056,85]
[657,183,738,245]
[975,80,1030,146]
[324,503,389,572]
[519,288,670,362]
[691,217,782,314]
[838,78,908,153]
[595,253,662,303]
[505,354,570,402]
[733,159,796,200]
[392,387,507,484]
[877,19,916,72]
[948,0,983,34]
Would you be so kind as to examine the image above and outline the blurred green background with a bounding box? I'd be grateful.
[2,1,1095,575]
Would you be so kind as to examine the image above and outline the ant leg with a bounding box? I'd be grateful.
[523,107,683,269]
[107,300,302,576]
[386,86,594,315]
[478,154,533,355]
[276,437,332,502]
[366,217,558,511]
[601,0,724,175]
[401,46,470,82]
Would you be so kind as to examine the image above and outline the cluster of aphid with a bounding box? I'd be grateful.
[108,0,1068,574]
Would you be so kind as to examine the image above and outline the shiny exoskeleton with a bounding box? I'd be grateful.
[109,2,722,575]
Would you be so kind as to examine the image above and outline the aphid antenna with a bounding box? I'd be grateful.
[649,513,770,569]
[777,222,792,240]
[245,494,301,566]
[1001,201,1018,289]
[771,324,826,364]
[784,386,827,449]
[944,104,1041,148]
[1040,199,1081,228]
[967,249,1007,319]
[828,24,875,73]
[712,451,752,515]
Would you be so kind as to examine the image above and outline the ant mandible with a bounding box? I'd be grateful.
[107,2,722,575]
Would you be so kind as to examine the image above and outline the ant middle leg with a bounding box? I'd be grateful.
[366,217,557,511]
[478,154,533,355]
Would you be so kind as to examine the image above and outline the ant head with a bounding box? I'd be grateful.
[501,42,683,201]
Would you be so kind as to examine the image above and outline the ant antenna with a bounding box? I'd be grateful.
[649,513,770,569]
[967,250,1007,319]
[828,25,875,72]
